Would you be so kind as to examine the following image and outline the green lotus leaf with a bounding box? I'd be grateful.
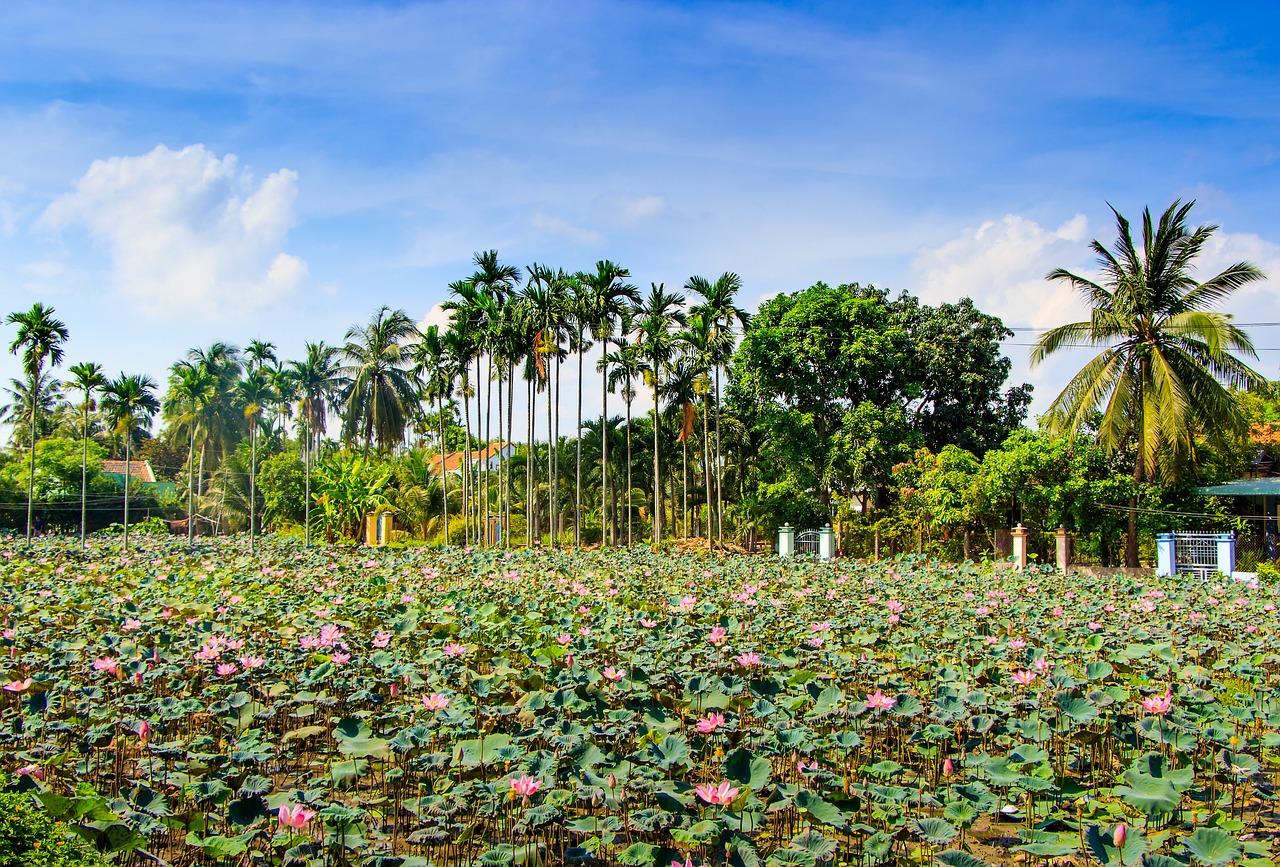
[1182,829,1243,866]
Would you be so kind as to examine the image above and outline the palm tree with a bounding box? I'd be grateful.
[580,261,640,546]
[604,336,643,545]
[524,265,572,545]
[637,284,687,547]
[163,363,216,545]
[65,362,106,546]
[238,369,273,554]
[412,325,458,544]
[688,272,750,548]
[101,373,160,552]
[442,282,496,544]
[245,339,277,373]
[289,341,341,546]
[679,312,716,548]
[186,342,245,497]
[6,303,69,544]
[1032,200,1265,567]
[340,306,420,455]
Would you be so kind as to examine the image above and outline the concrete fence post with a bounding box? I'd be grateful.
[1011,523,1029,571]
[819,524,835,561]
[1155,533,1176,576]
[1054,526,1072,574]
[778,524,795,559]
[1216,533,1236,577]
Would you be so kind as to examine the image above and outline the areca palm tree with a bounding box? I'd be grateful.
[604,336,643,545]
[289,341,341,546]
[65,362,106,547]
[101,373,160,552]
[340,306,420,455]
[164,363,216,545]
[524,265,572,545]
[6,303,69,544]
[581,261,639,546]
[1032,200,1265,567]
[238,369,273,554]
[412,324,459,544]
[679,312,716,548]
[637,284,687,547]
[688,272,750,547]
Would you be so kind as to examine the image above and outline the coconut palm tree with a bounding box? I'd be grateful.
[186,342,245,496]
[636,284,687,547]
[1032,200,1265,567]
[340,306,420,455]
[412,324,458,544]
[163,363,216,545]
[100,373,160,552]
[64,362,106,547]
[5,303,69,544]
[288,341,341,546]
[688,272,750,547]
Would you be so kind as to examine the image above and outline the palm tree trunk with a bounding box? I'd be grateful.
[187,427,196,546]
[304,423,311,547]
[683,439,689,540]
[123,433,131,552]
[81,403,90,548]
[703,397,712,551]
[526,375,534,546]
[249,418,257,555]
[550,353,559,547]
[1127,452,1144,569]
[507,361,515,547]
[26,384,37,545]
[626,396,633,547]
[652,363,661,548]
[438,398,449,546]
[462,369,473,547]
[484,353,492,546]
[575,330,584,547]
[714,364,723,548]
[601,336,610,547]
[496,357,504,547]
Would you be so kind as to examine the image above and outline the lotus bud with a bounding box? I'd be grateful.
[1113,824,1126,848]
[139,720,150,744]
[608,773,617,789]
[943,757,954,777]
[390,683,398,696]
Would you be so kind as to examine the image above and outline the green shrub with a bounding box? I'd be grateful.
[0,789,108,867]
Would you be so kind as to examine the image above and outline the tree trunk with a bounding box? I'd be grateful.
[249,418,257,555]
[1127,456,1143,568]
[187,427,196,545]
[82,403,91,547]
[26,383,37,545]
[123,434,131,552]
[438,397,449,546]
[575,330,584,547]
[714,364,723,548]
[462,369,473,547]
[652,364,661,548]
[626,397,633,547]
[703,398,712,551]
[601,336,610,547]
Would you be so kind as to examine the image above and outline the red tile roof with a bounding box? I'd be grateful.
[430,442,510,475]
[102,460,156,483]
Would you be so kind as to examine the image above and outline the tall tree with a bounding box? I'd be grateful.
[6,303,69,544]
[64,362,106,547]
[163,363,216,545]
[412,324,458,543]
[101,373,160,552]
[637,284,687,547]
[238,369,273,554]
[340,306,420,455]
[605,336,643,545]
[288,341,341,546]
[1032,200,1265,567]
[581,261,639,545]
[688,272,750,548]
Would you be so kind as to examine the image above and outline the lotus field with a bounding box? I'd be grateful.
[3,541,1280,867]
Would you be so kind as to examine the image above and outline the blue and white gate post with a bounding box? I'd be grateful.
[1155,533,1176,576]
[1216,532,1236,577]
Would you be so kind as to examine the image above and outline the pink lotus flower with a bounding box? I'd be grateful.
[1008,638,1026,650]
[707,626,727,645]
[372,631,392,648]
[672,858,698,867]
[1141,687,1173,715]
[640,617,657,628]
[943,757,954,776]
[811,620,833,631]
[510,774,542,799]
[443,643,468,657]
[16,763,42,780]
[92,657,119,673]
[694,780,739,805]
[1033,657,1051,672]
[887,614,900,624]
[1011,670,1037,687]
[216,663,237,676]
[602,666,624,682]
[1114,823,1127,848]
[1,629,15,639]
[696,712,726,734]
[865,690,895,711]
[330,652,350,665]
[806,636,824,648]
[122,618,142,632]
[277,802,315,829]
[735,652,761,667]
[138,720,150,744]
[422,693,451,710]
[679,595,698,611]
[300,635,321,650]
[578,626,591,637]
[3,678,32,692]
[556,634,572,645]
[239,656,264,669]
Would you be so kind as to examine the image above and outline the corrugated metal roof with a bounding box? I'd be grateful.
[1196,478,1280,496]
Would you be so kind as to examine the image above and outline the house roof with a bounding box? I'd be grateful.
[101,460,156,483]
[1196,477,1280,497]
[430,442,511,475]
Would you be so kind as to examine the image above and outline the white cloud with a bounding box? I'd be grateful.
[593,193,669,225]
[40,143,307,318]
[530,211,603,246]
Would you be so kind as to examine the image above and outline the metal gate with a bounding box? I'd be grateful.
[796,530,821,555]
[1174,532,1224,578]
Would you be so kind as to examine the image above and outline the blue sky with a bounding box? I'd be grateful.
[2,0,1280,431]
